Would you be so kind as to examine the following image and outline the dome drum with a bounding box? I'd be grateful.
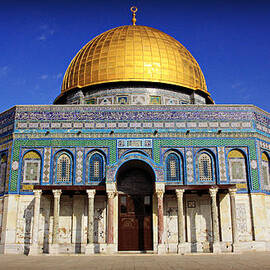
[54,81,213,105]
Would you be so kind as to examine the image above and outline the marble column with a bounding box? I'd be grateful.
[209,187,221,253]
[176,189,185,254]
[29,189,42,255]
[229,188,240,252]
[51,189,62,254]
[107,191,115,252]
[85,189,96,255]
[156,190,165,254]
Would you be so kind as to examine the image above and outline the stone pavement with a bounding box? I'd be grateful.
[1,252,270,270]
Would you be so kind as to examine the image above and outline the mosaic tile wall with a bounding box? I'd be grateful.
[62,85,199,105]
[0,107,15,138]
[10,139,116,192]
[0,141,12,195]
[0,104,268,194]
[10,105,269,138]
[82,87,193,105]
[10,105,267,121]
[256,140,270,190]
[7,136,268,193]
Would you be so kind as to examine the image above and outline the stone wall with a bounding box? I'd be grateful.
[236,194,253,242]
[163,193,259,253]
[265,196,270,242]
[164,195,178,253]
[164,194,212,253]
[2,194,107,254]
[0,197,3,243]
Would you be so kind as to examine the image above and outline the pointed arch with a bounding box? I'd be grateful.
[0,153,7,193]
[262,152,270,187]
[54,150,73,184]
[165,152,182,182]
[196,150,216,183]
[85,150,106,183]
[227,149,247,183]
[22,150,41,184]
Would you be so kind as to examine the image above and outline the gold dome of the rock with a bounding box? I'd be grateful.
[61,25,208,94]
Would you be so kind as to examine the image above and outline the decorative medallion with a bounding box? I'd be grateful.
[117,96,128,104]
[250,160,257,170]
[150,96,161,105]
[97,96,113,105]
[187,201,196,208]
[12,161,18,170]
[164,97,178,105]
[131,95,146,105]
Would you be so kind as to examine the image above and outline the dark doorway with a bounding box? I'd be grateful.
[117,160,154,251]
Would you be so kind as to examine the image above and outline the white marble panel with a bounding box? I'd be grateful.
[59,196,72,244]
[235,194,253,241]
[165,196,178,244]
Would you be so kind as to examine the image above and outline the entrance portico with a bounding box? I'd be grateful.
[30,179,237,255]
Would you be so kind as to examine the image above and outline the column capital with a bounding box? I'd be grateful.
[228,188,237,197]
[156,190,164,199]
[209,187,218,197]
[175,189,185,199]
[86,189,96,199]
[33,189,42,198]
[107,191,116,199]
[106,182,117,193]
[52,189,62,198]
[155,182,165,194]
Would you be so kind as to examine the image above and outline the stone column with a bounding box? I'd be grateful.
[176,189,185,254]
[156,190,165,254]
[29,189,42,255]
[51,189,61,254]
[209,187,221,253]
[85,189,96,255]
[107,191,115,253]
[229,188,240,252]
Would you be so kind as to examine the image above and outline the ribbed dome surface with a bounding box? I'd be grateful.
[61,25,208,94]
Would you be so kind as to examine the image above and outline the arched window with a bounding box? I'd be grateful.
[55,152,72,183]
[22,151,41,183]
[228,149,247,183]
[198,152,213,182]
[262,152,270,187]
[0,154,7,193]
[166,153,181,182]
[89,153,104,182]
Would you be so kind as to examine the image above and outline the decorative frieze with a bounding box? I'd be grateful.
[117,139,152,149]
[14,120,257,132]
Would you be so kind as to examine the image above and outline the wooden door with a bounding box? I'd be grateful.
[118,194,153,251]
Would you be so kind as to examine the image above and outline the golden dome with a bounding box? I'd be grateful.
[61,25,208,95]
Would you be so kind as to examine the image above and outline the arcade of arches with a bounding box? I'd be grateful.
[27,158,240,254]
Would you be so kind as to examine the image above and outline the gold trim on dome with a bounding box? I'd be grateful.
[61,25,209,95]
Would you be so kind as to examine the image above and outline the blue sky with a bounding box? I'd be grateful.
[1,0,270,112]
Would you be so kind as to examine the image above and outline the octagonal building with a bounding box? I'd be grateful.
[0,11,269,255]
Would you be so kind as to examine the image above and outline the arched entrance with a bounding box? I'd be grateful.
[116,159,155,251]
